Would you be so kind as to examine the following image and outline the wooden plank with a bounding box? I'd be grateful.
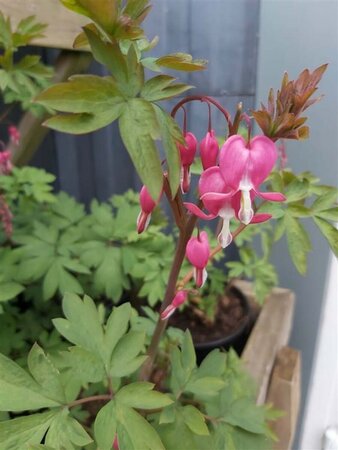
[0,0,87,50]
[266,347,301,450]
[241,287,295,404]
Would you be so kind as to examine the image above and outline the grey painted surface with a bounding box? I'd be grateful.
[256,1,338,445]
[30,0,260,204]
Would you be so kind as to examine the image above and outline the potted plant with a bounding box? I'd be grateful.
[0,1,337,449]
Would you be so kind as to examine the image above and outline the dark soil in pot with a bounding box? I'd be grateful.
[169,286,254,363]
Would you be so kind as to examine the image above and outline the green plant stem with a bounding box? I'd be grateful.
[66,394,112,409]
[139,212,198,381]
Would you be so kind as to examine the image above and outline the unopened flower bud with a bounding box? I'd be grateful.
[186,231,210,288]
[178,132,198,193]
[136,185,160,234]
[161,290,188,320]
[200,130,219,170]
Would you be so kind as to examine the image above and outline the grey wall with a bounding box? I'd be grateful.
[29,0,261,204]
[256,0,338,444]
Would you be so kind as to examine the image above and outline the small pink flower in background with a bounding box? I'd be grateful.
[0,151,13,175]
[200,130,219,170]
[137,185,159,234]
[0,195,13,239]
[186,231,210,288]
[219,135,285,224]
[161,290,188,320]
[8,126,20,146]
[178,132,198,193]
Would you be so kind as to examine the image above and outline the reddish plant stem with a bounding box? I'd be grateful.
[66,394,112,409]
[163,176,186,232]
[171,95,232,129]
[139,212,198,381]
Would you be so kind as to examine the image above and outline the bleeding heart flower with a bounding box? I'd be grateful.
[184,166,235,248]
[200,130,219,170]
[178,132,198,193]
[185,134,285,243]
[161,290,188,320]
[219,135,285,224]
[137,185,160,234]
[186,231,210,287]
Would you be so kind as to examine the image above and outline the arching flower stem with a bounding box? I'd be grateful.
[182,105,187,135]
[171,95,232,133]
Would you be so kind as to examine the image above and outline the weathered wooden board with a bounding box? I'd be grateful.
[0,0,87,49]
[241,287,295,405]
[266,347,301,450]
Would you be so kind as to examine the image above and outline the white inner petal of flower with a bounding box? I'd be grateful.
[218,206,234,248]
[239,189,254,225]
[193,267,208,288]
[202,268,208,287]
[161,305,175,320]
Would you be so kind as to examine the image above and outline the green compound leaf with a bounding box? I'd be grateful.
[0,353,61,412]
[36,75,123,113]
[116,403,166,450]
[222,398,267,435]
[115,382,173,409]
[181,405,209,436]
[84,26,129,89]
[104,303,132,364]
[156,53,207,72]
[45,409,93,449]
[53,293,105,357]
[0,411,58,449]
[61,0,118,33]
[0,282,24,302]
[141,75,192,102]
[27,343,66,404]
[284,213,311,274]
[154,105,183,198]
[313,216,338,257]
[94,401,117,450]
[36,75,125,134]
[119,98,163,200]
[44,108,124,134]
[110,331,147,377]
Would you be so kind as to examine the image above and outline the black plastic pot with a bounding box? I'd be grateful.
[194,286,253,363]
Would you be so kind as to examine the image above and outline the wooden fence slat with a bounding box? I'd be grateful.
[189,0,260,96]
[0,0,87,50]
[241,287,295,404]
[266,347,301,450]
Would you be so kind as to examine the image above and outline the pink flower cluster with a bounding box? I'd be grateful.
[0,151,13,175]
[136,128,286,319]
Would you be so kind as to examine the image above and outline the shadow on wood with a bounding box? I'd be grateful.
[266,347,301,450]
